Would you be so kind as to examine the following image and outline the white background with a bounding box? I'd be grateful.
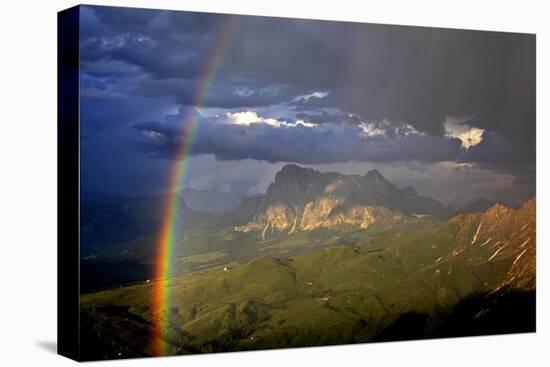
[0,0,548,365]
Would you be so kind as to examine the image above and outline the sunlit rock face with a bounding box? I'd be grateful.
[448,197,536,291]
[236,164,451,239]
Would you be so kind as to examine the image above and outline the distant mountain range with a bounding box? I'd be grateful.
[180,176,499,218]
[237,164,456,238]
[81,165,513,249]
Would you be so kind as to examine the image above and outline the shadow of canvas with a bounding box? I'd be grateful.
[36,341,57,354]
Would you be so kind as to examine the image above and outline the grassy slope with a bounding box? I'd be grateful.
[81,215,438,293]
[80,210,534,360]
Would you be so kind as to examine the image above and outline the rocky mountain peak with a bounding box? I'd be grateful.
[237,164,454,239]
[365,169,385,182]
[269,163,324,191]
[458,197,497,214]
[276,164,313,180]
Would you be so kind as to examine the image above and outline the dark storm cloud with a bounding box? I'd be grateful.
[133,114,462,164]
[221,18,535,143]
[80,5,535,143]
[133,78,294,109]
[79,6,305,108]
[458,131,535,175]
[79,5,226,96]
[80,6,535,204]
[78,5,535,203]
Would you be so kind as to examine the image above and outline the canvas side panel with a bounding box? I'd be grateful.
[57,5,80,361]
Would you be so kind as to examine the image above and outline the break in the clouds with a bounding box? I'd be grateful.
[444,117,485,149]
[133,107,463,164]
[79,5,535,206]
[224,110,317,128]
[293,91,330,102]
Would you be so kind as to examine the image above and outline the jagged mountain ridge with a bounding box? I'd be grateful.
[448,197,536,291]
[457,197,498,214]
[238,164,453,237]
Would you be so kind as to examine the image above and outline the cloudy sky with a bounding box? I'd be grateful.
[79,5,535,208]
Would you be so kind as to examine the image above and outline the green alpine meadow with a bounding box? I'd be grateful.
[80,165,535,360]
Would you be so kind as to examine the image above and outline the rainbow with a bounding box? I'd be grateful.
[151,16,239,356]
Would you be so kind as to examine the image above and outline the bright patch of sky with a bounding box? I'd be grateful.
[358,122,386,137]
[444,117,484,149]
[225,111,317,128]
[293,91,329,102]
